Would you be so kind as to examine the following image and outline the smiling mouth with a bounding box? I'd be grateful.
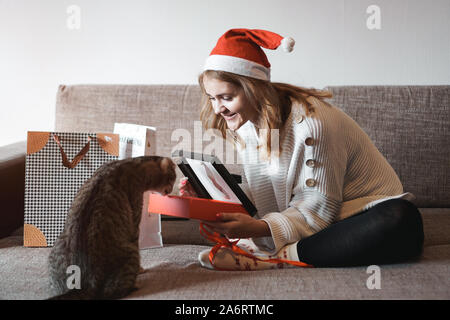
[222,112,237,120]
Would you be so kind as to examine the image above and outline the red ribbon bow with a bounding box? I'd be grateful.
[199,223,313,271]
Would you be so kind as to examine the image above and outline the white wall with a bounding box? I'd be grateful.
[0,0,449,147]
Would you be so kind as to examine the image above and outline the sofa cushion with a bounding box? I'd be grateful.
[2,207,449,299]
[162,218,212,246]
[326,86,450,208]
[420,208,450,246]
[55,84,205,163]
[0,233,449,300]
[0,141,26,238]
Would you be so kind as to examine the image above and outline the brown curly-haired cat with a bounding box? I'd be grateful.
[47,156,176,300]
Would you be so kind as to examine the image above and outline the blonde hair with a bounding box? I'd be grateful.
[198,70,332,161]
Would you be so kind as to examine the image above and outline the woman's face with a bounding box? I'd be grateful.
[203,75,258,131]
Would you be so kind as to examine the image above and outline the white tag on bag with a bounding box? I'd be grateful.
[113,123,162,250]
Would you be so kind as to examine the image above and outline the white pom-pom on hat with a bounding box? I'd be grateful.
[280,37,295,52]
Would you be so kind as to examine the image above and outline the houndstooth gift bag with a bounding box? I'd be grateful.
[113,123,162,250]
[24,131,119,247]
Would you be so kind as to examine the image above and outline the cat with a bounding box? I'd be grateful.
[47,156,177,300]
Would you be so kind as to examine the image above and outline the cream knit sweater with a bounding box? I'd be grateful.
[235,96,415,254]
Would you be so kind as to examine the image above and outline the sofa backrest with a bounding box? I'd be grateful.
[55,84,204,158]
[325,85,449,208]
[55,84,449,208]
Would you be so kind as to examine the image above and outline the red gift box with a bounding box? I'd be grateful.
[147,193,250,221]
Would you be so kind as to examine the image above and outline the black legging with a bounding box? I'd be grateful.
[297,199,425,267]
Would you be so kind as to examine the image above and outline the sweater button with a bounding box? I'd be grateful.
[305,137,314,146]
[296,115,304,123]
[305,178,317,187]
[306,159,316,167]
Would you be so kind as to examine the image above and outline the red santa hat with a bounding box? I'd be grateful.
[203,28,295,81]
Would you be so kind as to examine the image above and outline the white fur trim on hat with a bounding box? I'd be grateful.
[203,54,271,81]
[281,37,295,52]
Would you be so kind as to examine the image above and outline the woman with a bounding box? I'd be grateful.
[179,28,424,270]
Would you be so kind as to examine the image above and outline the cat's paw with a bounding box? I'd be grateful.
[138,266,146,274]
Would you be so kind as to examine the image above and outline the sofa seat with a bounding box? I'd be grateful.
[1,208,449,300]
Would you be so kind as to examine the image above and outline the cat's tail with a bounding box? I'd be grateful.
[46,289,96,300]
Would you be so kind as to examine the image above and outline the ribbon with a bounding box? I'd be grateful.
[199,223,313,271]
[53,134,92,169]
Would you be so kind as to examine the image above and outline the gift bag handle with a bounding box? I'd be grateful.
[52,134,92,169]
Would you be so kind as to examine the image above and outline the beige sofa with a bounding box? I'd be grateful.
[0,84,449,299]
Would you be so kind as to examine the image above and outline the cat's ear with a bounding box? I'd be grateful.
[160,157,175,172]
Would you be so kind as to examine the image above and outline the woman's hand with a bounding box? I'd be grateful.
[201,212,271,239]
[178,177,198,197]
